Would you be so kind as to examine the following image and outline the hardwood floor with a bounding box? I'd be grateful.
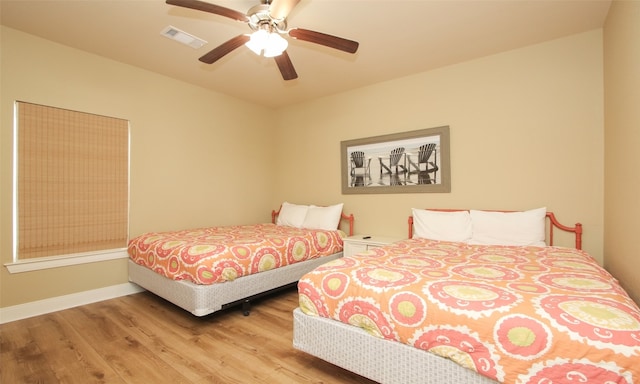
[1,287,377,384]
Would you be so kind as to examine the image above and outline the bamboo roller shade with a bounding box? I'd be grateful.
[16,102,129,259]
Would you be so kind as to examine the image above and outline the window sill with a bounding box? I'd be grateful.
[4,249,129,273]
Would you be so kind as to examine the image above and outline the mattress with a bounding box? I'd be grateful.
[128,223,344,284]
[297,238,640,383]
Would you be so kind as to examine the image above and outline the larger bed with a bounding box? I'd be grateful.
[293,208,640,384]
[128,202,354,316]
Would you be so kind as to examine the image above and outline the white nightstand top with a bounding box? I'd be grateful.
[343,235,403,246]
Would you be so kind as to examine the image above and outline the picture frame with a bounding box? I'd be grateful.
[341,126,451,194]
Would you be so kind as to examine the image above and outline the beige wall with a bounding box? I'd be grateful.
[603,1,640,304]
[0,27,277,307]
[2,24,625,309]
[274,30,604,260]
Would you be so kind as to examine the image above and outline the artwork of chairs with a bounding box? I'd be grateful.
[350,151,372,186]
[350,151,371,176]
[379,147,407,174]
[408,143,438,184]
[350,143,438,186]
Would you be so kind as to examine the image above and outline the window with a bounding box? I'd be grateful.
[10,102,129,271]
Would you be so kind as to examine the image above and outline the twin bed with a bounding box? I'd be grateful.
[293,208,640,384]
[128,202,353,316]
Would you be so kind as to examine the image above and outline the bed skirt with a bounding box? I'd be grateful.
[127,253,342,316]
[293,307,497,384]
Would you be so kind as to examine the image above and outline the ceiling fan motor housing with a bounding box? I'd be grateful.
[247,4,288,33]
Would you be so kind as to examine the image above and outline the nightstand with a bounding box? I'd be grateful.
[343,235,402,258]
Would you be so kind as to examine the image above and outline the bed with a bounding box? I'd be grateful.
[293,208,640,384]
[128,202,354,316]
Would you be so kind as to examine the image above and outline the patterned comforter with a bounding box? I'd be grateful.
[298,238,640,383]
[128,223,344,285]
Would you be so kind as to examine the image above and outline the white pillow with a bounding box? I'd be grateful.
[412,209,472,242]
[276,202,309,228]
[469,207,547,246]
[302,203,344,231]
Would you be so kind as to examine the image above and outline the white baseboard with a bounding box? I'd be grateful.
[0,282,145,324]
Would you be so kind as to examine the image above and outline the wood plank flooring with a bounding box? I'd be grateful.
[1,287,377,384]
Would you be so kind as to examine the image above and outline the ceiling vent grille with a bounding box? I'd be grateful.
[161,26,207,49]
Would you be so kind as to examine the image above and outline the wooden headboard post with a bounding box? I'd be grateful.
[343,213,355,237]
[408,210,583,250]
[407,216,415,239]
[271,207,355,236]
[545,211,583,250]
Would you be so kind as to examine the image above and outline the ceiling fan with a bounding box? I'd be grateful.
[166,0,359,80]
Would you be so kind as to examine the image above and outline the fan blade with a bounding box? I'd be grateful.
[274,51,298,80]
[166,0,249,22]
[268,0,300,20]
[199,35,250,64]
[289,28,359,54]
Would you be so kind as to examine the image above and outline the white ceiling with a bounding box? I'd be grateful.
[1,0,612,109]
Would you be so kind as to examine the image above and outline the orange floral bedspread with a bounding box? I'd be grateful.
[128,223,344,285]
[298,238,640,384]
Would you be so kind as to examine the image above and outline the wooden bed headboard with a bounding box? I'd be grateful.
[271,207,355,236]
[408,209,583,250]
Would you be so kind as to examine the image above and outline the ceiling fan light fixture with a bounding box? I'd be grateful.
[263,33,288,57]
[245,29,268,55]
[245,29,288,57]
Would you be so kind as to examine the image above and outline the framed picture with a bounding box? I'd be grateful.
[341,126,450,194]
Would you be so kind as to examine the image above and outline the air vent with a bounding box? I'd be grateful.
[161,26,207,49]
